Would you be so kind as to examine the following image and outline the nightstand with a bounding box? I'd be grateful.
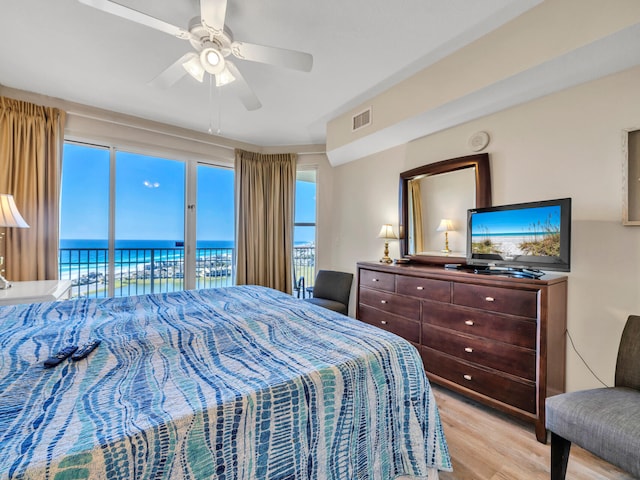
[0,280,72,306]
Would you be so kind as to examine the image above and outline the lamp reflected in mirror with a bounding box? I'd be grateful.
[378,224,397,264]
[436,219,454,253]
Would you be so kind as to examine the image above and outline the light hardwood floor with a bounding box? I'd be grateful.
[432,385,635,480]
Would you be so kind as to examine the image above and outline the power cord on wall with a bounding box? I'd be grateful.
[565,329,610,388]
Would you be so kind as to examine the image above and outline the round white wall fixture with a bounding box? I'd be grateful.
[469,131,490,151]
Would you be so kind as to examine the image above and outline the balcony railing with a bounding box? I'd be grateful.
[59,245,315,299]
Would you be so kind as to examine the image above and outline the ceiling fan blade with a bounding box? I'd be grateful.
[200,0,227,36]
[78,0,191,40]
[148,53,199,88]
[231,41,313,72]
[225,62,262,111]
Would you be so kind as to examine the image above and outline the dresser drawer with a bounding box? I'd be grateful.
[359,287,420,321]
[358,304,421,344]
[422,325,535,381]
[422,301,536,349]
[359,269,395,292]
[421,347,536,413]
[396,275,450,302]
[453,283,538,318]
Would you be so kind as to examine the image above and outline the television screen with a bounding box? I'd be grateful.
[466,198,571,274]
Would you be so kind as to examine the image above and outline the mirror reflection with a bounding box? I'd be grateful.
[407,168,475,256]
[399,153,492,263]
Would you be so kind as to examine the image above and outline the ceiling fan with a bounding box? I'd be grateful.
[78,0,314,111]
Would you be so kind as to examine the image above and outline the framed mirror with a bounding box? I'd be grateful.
[399,153,492,264]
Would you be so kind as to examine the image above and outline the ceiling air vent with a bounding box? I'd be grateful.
[352,107,372,132]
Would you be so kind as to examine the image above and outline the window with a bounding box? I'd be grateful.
[293,168,316,294]
[59,143,110,297]
[59,142,234,298]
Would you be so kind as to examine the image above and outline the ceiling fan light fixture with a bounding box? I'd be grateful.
[182,55,205,82]
[200,46,225,75]
[205,50,220,66]
[216,67,235,87]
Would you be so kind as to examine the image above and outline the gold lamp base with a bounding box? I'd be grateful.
[380,240,393,264]
[441,231,451,254]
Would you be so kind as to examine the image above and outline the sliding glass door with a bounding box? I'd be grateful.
[114,152,185,296]
[195,163,235,289]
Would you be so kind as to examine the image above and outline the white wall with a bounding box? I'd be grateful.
[324,66,640,392]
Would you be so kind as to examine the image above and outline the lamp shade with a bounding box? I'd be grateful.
[436,219,454,232]
[182,53,206,82]
[378,224,397,239]
[0,194,29,228]
[216,66,236,86]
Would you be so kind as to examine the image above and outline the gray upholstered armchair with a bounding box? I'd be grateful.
[545,315,640,479]
[304,270,353,315]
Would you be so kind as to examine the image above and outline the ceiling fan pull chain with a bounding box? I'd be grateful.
[217,84,222,135]
[208,74,214,135]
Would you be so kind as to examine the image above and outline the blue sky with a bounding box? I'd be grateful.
[471,205,560,235]
[61,143,316,242]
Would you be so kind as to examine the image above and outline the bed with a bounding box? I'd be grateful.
[0,285,451,479]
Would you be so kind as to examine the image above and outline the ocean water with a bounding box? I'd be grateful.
[59,239,313,276]
[59,239,235,250]
[59,239,234,278]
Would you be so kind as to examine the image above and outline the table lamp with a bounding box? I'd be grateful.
[436,218,454,254]
[0,194,30,289]
[378,224,397,264]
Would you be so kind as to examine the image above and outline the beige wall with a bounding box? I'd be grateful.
[327,0,640,161]
[324,66,640,393]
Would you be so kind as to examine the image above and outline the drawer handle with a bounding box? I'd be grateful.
[464,347,473,353]
[380,300,388,304]
[464,320,474,326]
[463,374,472,381]
[380,320,388,325]
[372,278,379,282]
[416,286,424,290]
[485,296,495,302]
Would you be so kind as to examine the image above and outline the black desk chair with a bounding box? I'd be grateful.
[304,270,353,315]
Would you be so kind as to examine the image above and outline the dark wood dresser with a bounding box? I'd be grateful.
[356,261,567,443]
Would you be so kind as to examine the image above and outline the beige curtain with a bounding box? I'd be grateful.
[235,149,296,293]
[0,97,66,281]
[408,179,424,253]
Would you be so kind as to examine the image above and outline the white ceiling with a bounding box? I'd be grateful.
[0,0,541,147]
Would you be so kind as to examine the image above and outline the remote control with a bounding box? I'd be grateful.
[44,345,78,368]
[444,263,462,270]
[71,340,101,361]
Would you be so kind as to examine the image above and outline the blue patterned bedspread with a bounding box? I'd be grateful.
[0,286,450,479]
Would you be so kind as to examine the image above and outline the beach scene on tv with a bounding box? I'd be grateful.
[470,205,561,259]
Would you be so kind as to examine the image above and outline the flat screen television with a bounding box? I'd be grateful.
[466,198,571,277]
